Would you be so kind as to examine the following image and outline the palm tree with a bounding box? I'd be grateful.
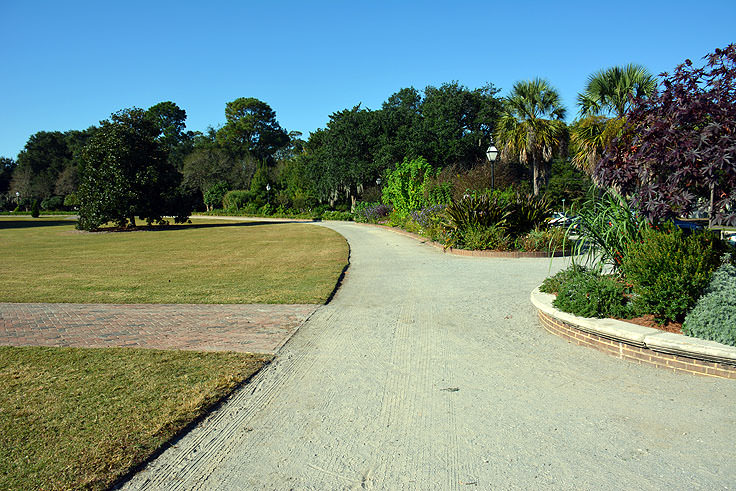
[572,64,656,175]
[577,64,656,118]
[495,79,567,196]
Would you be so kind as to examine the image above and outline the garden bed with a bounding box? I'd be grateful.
[362,223,573,257]
[531,287,736,379]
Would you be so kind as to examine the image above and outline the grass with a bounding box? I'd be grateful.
[0,217,349,304]
[0,346,270,490]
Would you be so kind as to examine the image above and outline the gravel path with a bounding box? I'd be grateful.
[124,221,736,490]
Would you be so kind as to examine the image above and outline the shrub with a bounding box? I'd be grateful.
[621,226,725,323]
[683,256,736,347]
[540,264,591,294]
[387,210,411,228]
[381,156,437,213]
[204,182,228,211]
[321,210,353,221]
[443,194,509,238]
[515,226,567,252]
[222,190,253,211]
[41,196,64,211]
[63,193,79,208]
[505,193,554,236]
[354,201,391,223]
[31,199,40,218]
[425,181,452,205]
[553,268,636,318]
[454,225,510,250]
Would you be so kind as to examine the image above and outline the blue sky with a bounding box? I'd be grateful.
[1,0,734,159]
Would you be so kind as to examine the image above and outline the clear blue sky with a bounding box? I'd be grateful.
[1,0,734,159]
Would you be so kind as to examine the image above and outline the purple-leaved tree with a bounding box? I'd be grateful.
[595,45,736,226]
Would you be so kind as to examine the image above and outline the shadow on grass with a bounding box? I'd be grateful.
[0,219,76,230]
[0,217,321,232]
[93,219,320,233]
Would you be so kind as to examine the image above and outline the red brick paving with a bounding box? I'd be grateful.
[0,303,319,354]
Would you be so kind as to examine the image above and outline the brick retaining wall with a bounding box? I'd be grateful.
[537,309,736,379]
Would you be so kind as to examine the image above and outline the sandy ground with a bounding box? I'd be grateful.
[123,221,736,490]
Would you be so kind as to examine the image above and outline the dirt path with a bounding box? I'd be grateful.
[124,221,736,489]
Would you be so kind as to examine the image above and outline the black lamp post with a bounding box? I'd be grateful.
[486,142,498,192]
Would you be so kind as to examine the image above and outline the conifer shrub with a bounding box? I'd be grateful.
[31,199,40,218]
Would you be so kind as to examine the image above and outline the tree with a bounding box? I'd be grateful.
[494,79,567,195]
[77,108,190,230]
[572,65,656,174]
[182,147,235,202]
[146,101,194,170]
[596,45,736,226]
[216,98,289,162]
[0,157,16,195]
[578,64,656,118]
[15,131,73,199]
[417,82,501,168]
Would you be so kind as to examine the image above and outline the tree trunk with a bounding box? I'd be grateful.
[532,161,542,196]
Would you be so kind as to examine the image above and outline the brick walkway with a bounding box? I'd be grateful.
[0,303,319,354]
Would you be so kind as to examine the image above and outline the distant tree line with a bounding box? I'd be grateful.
[16,53,729,228]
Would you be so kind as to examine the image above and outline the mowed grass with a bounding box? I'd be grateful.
[0,346,270,490]
[0,218,349,304]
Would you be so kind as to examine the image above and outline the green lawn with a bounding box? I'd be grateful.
[0,217,349,489]
[0,346,269,490]
[0,217,349,304]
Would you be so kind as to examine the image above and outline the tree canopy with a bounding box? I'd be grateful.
[596,45,736,226]
[216,97,289,162]
[77,108,190,230]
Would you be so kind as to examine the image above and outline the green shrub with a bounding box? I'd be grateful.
[204,182,228,211]
[683,256,736,347]
[425,181,452,205]
[553,269,636,318]
[514,226,567,252]
[31,200,40,218]
[621,226,724,323]
[222,190,253,211]
[443,194,509,237]
[321,210,353,221]
[540,264,591,294]
[387,210,410,228]
[505,193,554,236]
[381,156,437,213]
[63,193,79,208]
[454,225,510,250]
[41,196,64,211]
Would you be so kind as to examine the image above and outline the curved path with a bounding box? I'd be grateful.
[125,222,736,489]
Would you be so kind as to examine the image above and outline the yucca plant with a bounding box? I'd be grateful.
[506,193,554,236]
[442,194,510,247]
[570,187,648,271]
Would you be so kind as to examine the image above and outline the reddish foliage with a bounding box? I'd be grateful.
[596,45,736,226]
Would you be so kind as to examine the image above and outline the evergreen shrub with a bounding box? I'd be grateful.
[621,226,724,323]
[553,268,635,319]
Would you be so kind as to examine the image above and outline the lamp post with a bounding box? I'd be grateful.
[266,184,271,205]
[486,141,498,192]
